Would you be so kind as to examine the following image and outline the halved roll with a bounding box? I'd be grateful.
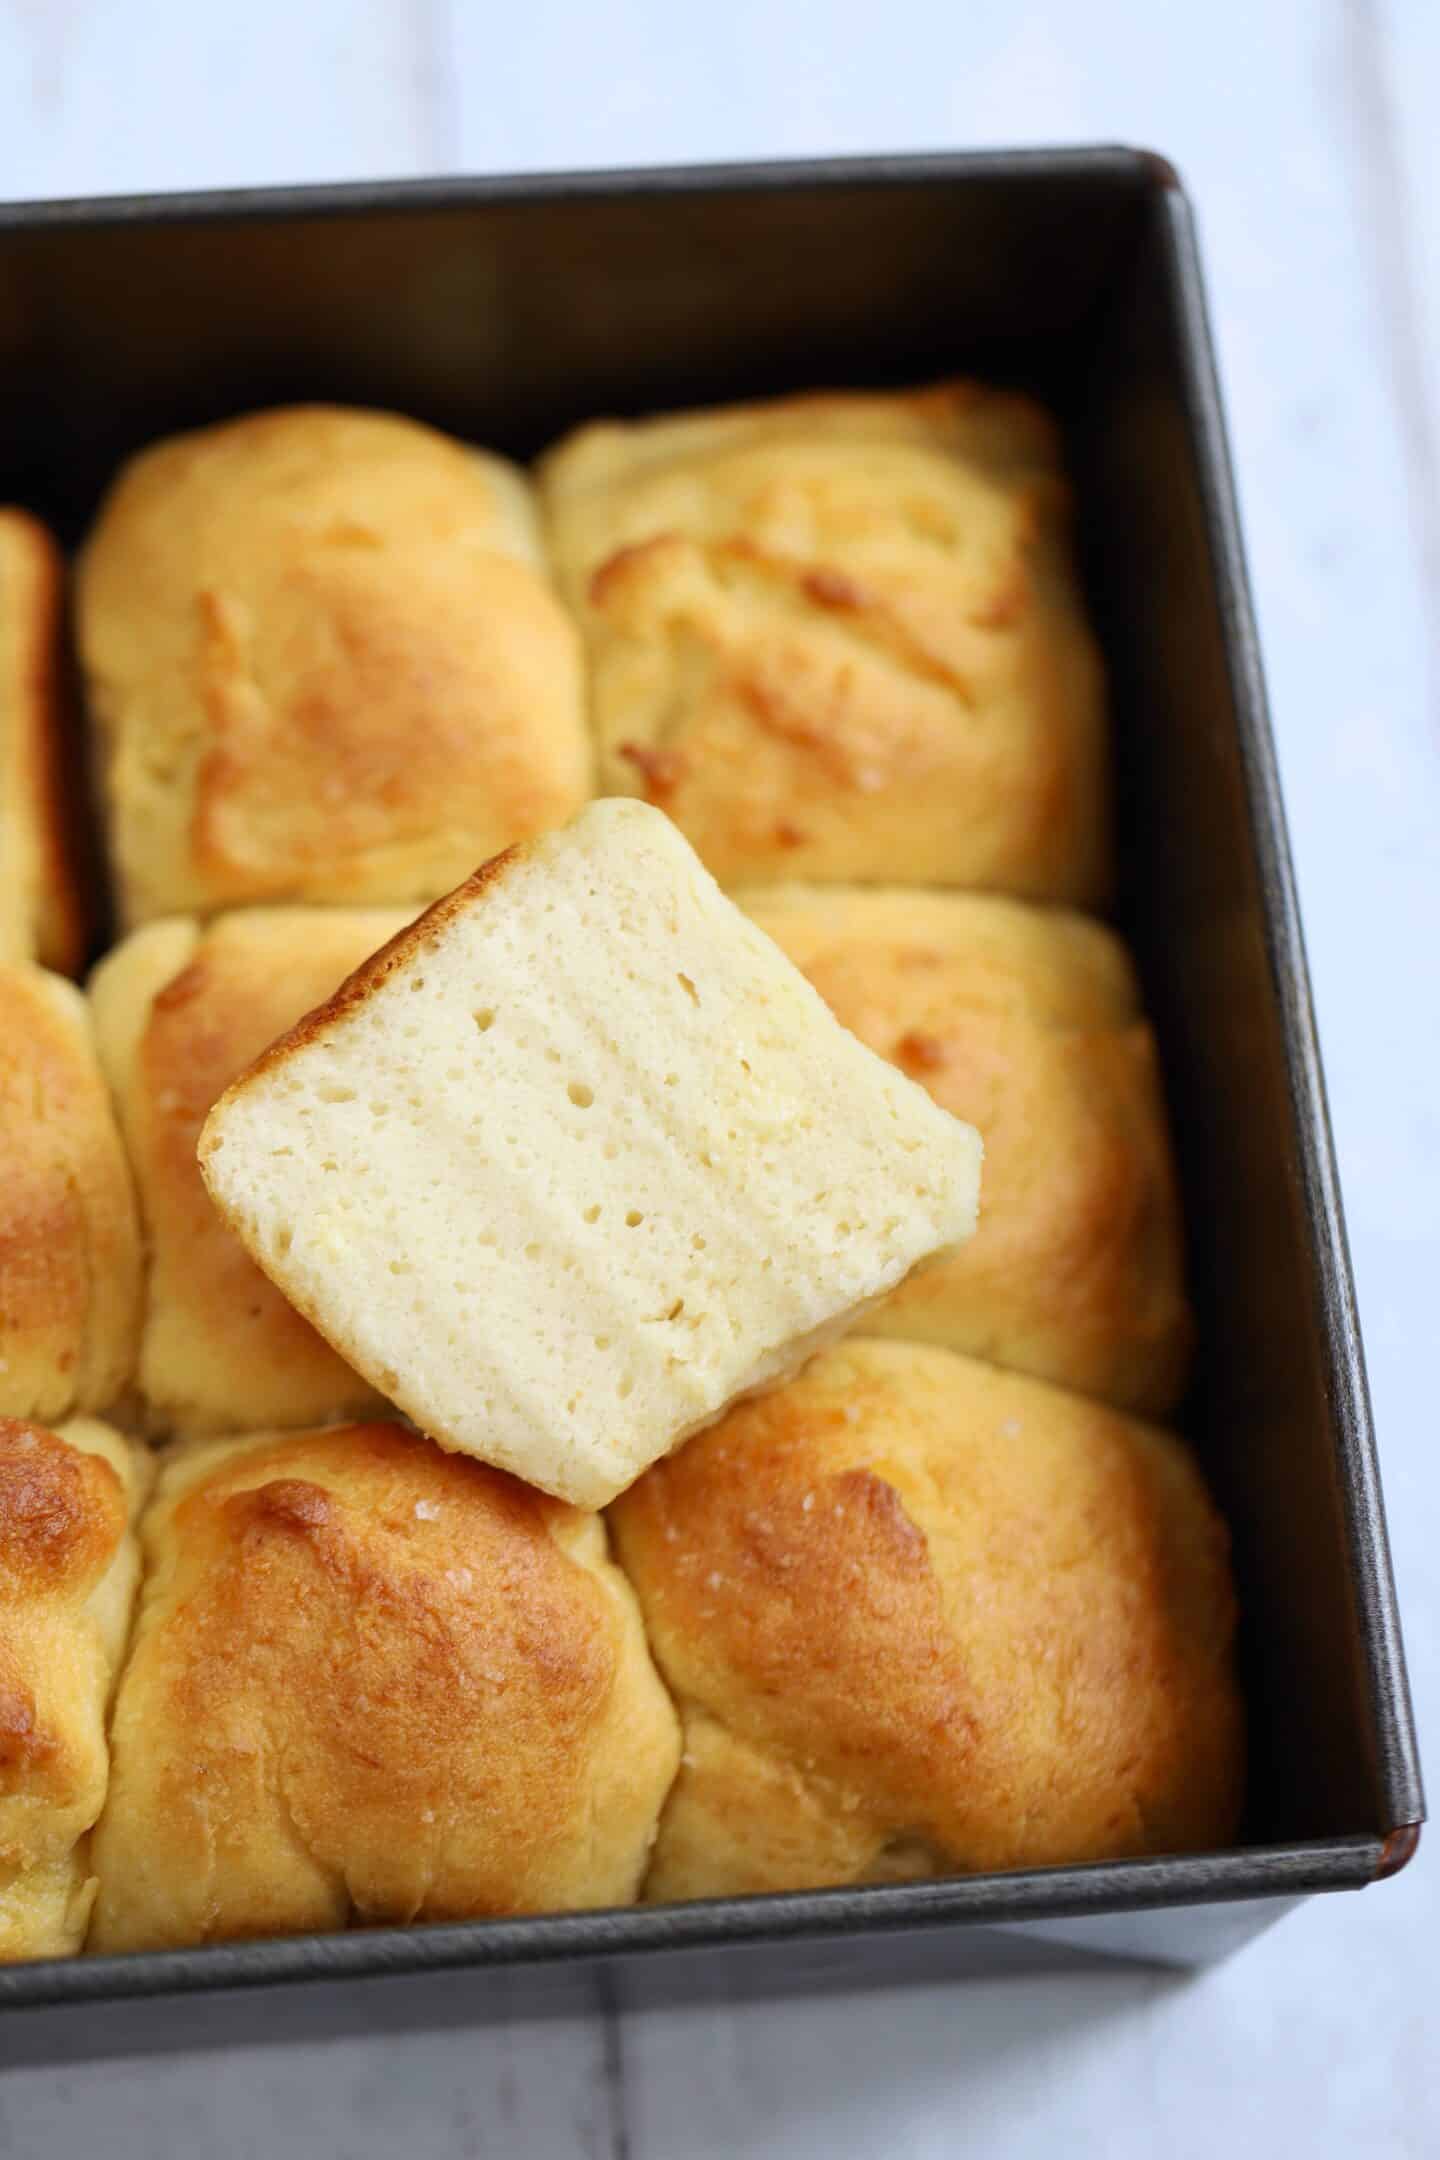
[197,803,983,1506]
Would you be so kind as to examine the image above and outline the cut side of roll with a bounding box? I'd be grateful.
[90,909,412,1433]
[198,801,983,1507]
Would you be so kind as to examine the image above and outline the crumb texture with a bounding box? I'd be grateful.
[199,801,982,1505]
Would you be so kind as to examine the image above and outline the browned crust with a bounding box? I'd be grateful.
[612,1342,1243,1894]
[98,911,410,1431]
[205,843,525,1116]
[544,384,1109,905]
[0,1417,126,1601]
[0,966,142,1420]
[77,409,590,924]
[90,1418,680,1945]
[0,511,87,974]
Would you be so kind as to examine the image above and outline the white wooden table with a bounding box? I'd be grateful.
[1,4,1435,2154]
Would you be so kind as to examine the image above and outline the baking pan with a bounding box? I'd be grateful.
[0,149,1422,2060]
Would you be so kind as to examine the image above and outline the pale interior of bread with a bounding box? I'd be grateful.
[201,801,982,1507]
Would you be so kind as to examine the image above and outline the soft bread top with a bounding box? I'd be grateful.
[0,1417,151,1960]
[0,510,86,973]
[610,1340,1243,1902]
[540,379,1109,899]
[198,802,983,1507]
[77,406,591,924]
[88,1421,680,1951]
[740,886,1191,1414]
[0,966,142,1423]
[90,910,412,1433]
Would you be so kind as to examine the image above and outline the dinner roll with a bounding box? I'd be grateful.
[740,886,1191,1414]
[541,379,1108,899]
[0,967,141,1422]
[610,1340,1243,1901]
[0,511,86,973]
[197,802,983,1507]
[88,1420,681,1951]
[78,406,591,925]
[91,910,410,1432]
[0,1417,150,1960]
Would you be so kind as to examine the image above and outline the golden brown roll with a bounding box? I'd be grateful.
[78,406,591,925]
[0,967,142,1422]
[0,510,86,974]
[740,886,1191,1414]
[610,1341,1242,1902]
[89,1420,681,1951]
[90,909,412,1433]
[0,1417,151,1960]
[541,380,1108,900]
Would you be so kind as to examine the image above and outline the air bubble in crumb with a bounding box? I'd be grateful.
[677,972,699,1003]
[625,1210,644,1228]
[274,1227,293,1257]
[568,1082,594,1107]
[473,1009,495,1031]
[582,1204,601,1224]
[379,1369,399,1391]
[617,1375,635,1399]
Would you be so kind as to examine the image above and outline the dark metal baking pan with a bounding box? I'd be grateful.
[0,149,1422,2060]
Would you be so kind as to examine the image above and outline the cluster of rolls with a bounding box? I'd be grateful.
[0,388,1242,1962]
